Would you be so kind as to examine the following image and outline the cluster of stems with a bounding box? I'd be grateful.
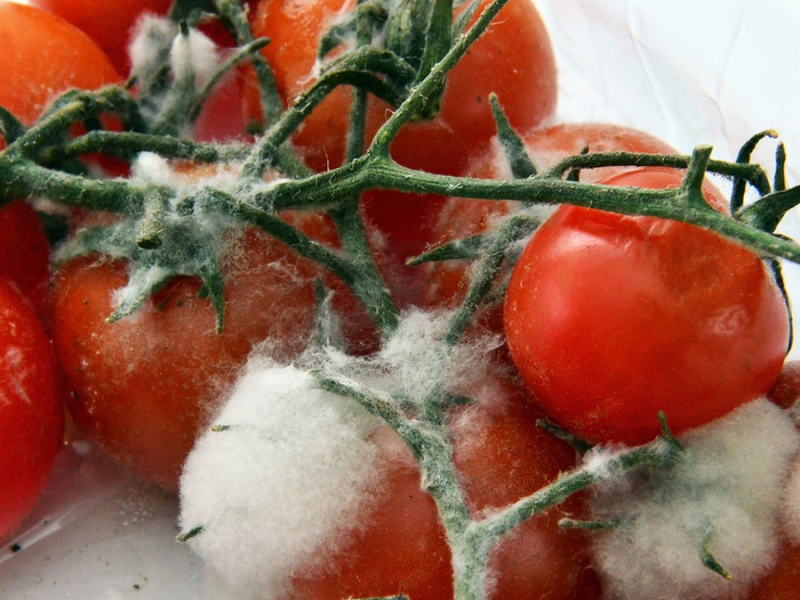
[2,0,798,598]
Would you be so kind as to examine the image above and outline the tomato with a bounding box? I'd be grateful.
[767,360,800,410]
[286,371,592,600]
[0,2,121,137]
[0,201,51,319]
[422,123,679,342]
[0,278,63,541]
[503,168,789,445]
[28,0,173,75]
[246,0,557,295]
[51,223,324,491]
[743,539,800,600]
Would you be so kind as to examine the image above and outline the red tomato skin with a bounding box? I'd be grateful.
[0,2,121,132]
[0,279,63,541]
[50,226,322,491]
[29,0,173,75]
[423,124,680,349]
[246,0,557,291]
[767,360,800,410]
[249,0,556,172]
[504,169,789,445]
[287,373,591,600]
[743,539,800,600]
[0,201,51,319]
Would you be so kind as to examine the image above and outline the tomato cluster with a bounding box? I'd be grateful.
[1,1,799,600]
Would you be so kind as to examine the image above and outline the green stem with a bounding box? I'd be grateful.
[0,156,148,214]
[49,131,250,164]
[544,151,771,194]
[371,0,511,152]
[214,0,284,127]
[329,0,402,338]
[478,438,678,542]
[188,38,270,125]
[444,213,538,346]
[240,69,404,181]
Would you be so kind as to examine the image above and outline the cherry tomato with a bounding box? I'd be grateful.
[0,2,121,135]
[246,0,557,294]
[504,168,789,445]
[743,539,800,600]
[28,0,173,75]
[422,123,679,342]
[767,360,800,410]
[0,278,63,541]
[51,224,323,491]
[286,371,591,600]
[0,200,51,319]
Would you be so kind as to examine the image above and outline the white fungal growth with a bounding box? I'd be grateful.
[588,399,800,600]
[179,310,507,598]
[179,360,387,600]
[131,152,175,185]
[169,27,220,90]
[784,451,800,545]
[376,309,500,407]
[111,264,171,310]
[178,310,502,598]
[129,15,176,79]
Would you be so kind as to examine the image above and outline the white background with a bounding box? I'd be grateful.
[1,0,799,598]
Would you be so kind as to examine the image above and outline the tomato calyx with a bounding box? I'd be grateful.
[57,211,231,329]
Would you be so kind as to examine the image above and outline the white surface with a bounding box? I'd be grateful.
[1,1,799,598]
[0,442,205,598]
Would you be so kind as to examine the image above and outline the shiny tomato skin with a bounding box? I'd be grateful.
[0,279,63,541]
[0,201,51,319]
[504,168,789,445]
[51,226,322,491]
[246,0,557,286]
[287,372,591,600]
[28,0,173,75]
[0,2,121,133]
[423,124,681,344]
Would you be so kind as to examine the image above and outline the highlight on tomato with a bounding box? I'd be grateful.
[503,168,790,445]
[0,278,64,541]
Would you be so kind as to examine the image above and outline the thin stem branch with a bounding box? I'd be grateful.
[371,0,511,152]
[478,439,679,542]
[51,131,250,164]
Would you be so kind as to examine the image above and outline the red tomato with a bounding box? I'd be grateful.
[28,0,173,75]
[0,201,51,318]
[287,371,592,600]
[0,279,63,541]
[503,168,789,445]
[246,0,557,297]
[27,0,253,142]
[743,539,800,600]
[51,224,323,491]
[767,360,800,410]
[0,2,121,136]
[422,123,679,341]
